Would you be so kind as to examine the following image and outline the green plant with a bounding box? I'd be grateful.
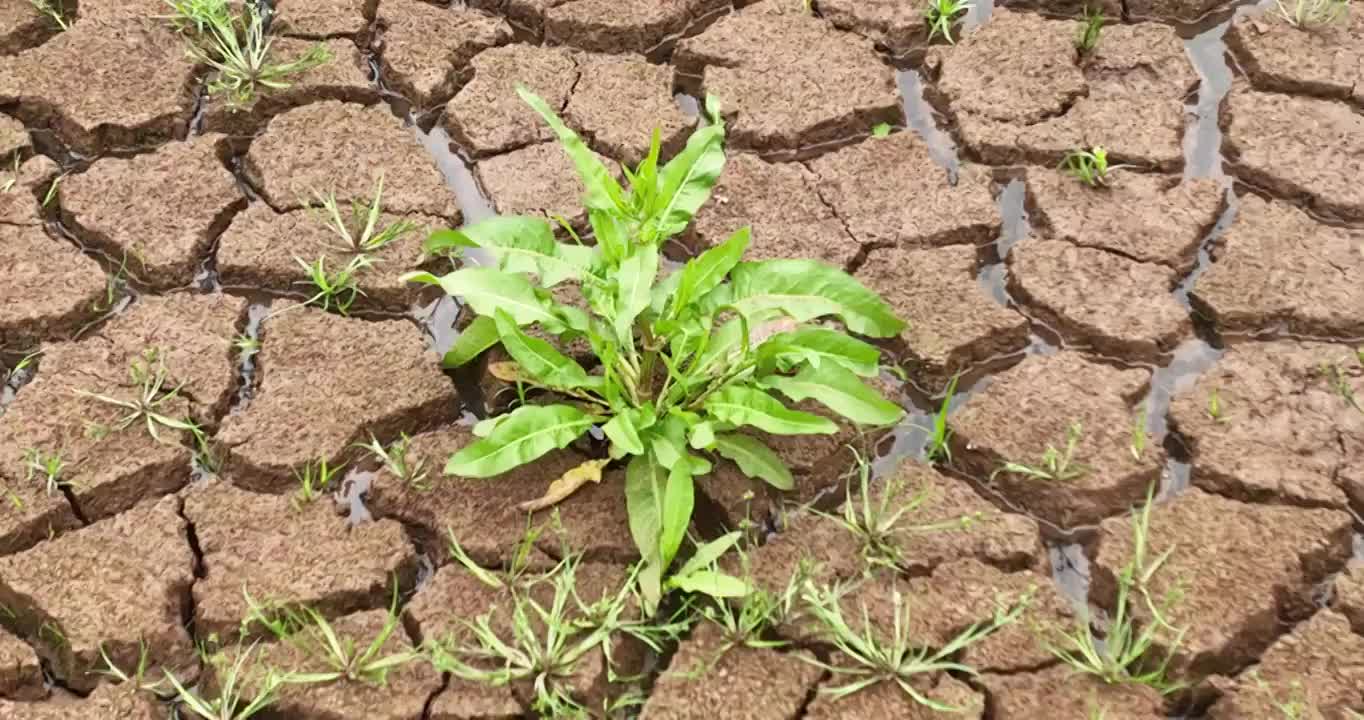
[1249,674,1306,719]
[75,348,206,447]
[21,448,71,496]
[167,0,330,110]
[407,88,905,613]
[871,122,892,138]
[233,335,260,357]
[41,174,61,206]
[293,254,370,315]
[1130,405,1148,461]
[1043,486,1186,693]
[356,433,429,491]
[993,422,1089,481]
[29,0,68,29]
[95,640,166,694]
[922,375,957,463]
[1076,6,1104,52]
[1060,146,1128,187]
[1275,0,1350,27]
[923,0,972,44]
[165,641,287,720]
[1320,361,1360,413]
[292,458,343,509]
[309,176,417,256]
[244,590,418,686]
[1206,388,1225,422]
[800,579,1027,710]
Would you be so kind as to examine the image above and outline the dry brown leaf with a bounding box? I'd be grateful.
[518,458,610,512]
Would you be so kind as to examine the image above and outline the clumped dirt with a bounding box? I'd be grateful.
[215,202,446,311]
[674,6,899,156]
[375,0,512,110]
[274,0,379,38]
[1226,84,1364,222]
[1090,487,1354,677]
[442,44,579,158]
[0,153,55,225]
[62,134,245,290]
[0,495,194,693]
[184,478,417,639]
[982,664,1166,719]
[563,52,694,165]
[0,0,56,56]
[0,19,195,154]
[543,0,729,56]
[1191,195,1364,337]
[1167,340,1361,509]
[216,307,458,490]
[475,141,602,226]
[1337,561,1364,633]
[246,101,458,219]
[0,682,161,719]
[0,114,25,157]
[1227,9,1364,107]
[0,629,43,700]
[816,0,933,57]
[0,223,108,349]
[950,351,1161,527]
[805,676,984,719]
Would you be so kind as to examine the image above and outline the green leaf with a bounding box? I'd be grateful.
[688,421,715,450]
[650,267,683,317]
[492,310,592,389]
[728,260,906,338]
[626,452,667,564]
[471,414,509,438]
[660,459,694,568]
[589,209,626,264]
[442,315,500,368]
[756,326,881,377]
[652,101,727,239]
[518,86,623,213]
[871,122,892,138]
[674,531,742,579]
[673,226,749,315]
[602,411,644,456]
[670,570,749,598]
[704,386,839,435]
[712,433,794,490]
[761,363,903,426]
[615,245,658,342]
[446,404,597,477]
[404,269,558,327]
[430,217,589,286]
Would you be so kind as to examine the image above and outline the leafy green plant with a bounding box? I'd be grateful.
[1076,6,1104,52]
[75,348,206,447]
[22,448,72,496]
[1043,486,1187,693]
[923,0,972,44]
[407,88,905,613]
[308,176,417,256]
[922,375,957,463]
[1275,0,1350,27]
[29,0,68,30]
[167,0,330,110]
[293,255,371,315]
[1060,146,1128,187]
[800,579,1027,711]
[993,422,1089,482]
[291,458,343,509]
[165,641,287,720]
[244,590,418,686]
[356,433,430,491]
[871,122,892,138]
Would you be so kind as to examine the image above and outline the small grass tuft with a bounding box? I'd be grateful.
[993,422,1089,482]
[923,0,972,44]
[293,254,371,315]
[29,0,68,31]
[1275,0,1350,27]
[871,122,892,139]
[291,458,343,509]
[1076,6,1104,52]
[95,639,167,694]
[75,348,206,447]
[356,432,430,491]
[1060,146,1128,187]
[22,448,72,497]
[307,176,417,257]
[244,589,418,687]
[1206,388,1225,422]
[1320,361,1360,413]
[1130,404,1148,461]
[165,640,287,720]
[922,375,957,464]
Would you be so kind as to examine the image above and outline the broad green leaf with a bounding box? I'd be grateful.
[649,431,684,470]
[756,327,881,377]
[492,310,591,389]
[688,421,715,450]
[761,363,903,426]
[652,101,727,239]
[446,404,597,477]
[625,452,667,564]
[602,411,644,456]
[670,570,749,598]
[518,86,623,213]
[674,531,742,579]
[704,386,839,435]
[442,315,499,368]
[728,260,906,338]
[660,459,694,567]
[422,228,474,256]
[589,209,626,264]
[614,245,658,342]
[404,269,557,327]
[429,217,588,286]
[471,414,509,438]
[650,267,682,316]
[712,433,794,490]
[674,227,749,314]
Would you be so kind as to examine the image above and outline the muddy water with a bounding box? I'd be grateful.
[1174,188,1240,308]
[895,69,960,181]
[229,301,269,414]
[337,468,375,526]
[1048,541,1091,608]
[1182,19,1234,180]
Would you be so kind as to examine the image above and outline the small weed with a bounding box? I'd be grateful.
[1206,388,1225,422]
[1043,485,1186,693]
[29,0,68,30]
[923,0,972,44]
[245,589,418,686]
[308,175,417,257]
[1130,405,1148,461]
[21,448,71,496]
[233,335,260,357]
[1076,6,1104,52]
[800,579,1028,710]
[41,174,61,207]
[1249,674,1306,719]
[922,375,957,464]
[1275,0,1350,27]
[75,348,206,446]
[165,641,286,720]
[871,122,892,139]
[91,255,130,314]
[1320,361,1360,413]
[993,422,1089,482]
[95,640,166,694]
[292,458,343,509]
[1060,146,1128,187]
[356,433,430,491]
[294,254,370,315]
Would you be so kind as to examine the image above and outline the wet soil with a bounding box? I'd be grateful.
[1225,9,1364,107]
[375,0,512,110]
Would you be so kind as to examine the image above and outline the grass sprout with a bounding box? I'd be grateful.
[993,422,1089,482]
[1060,146,1129,187]
[29,0,68,30]
[95,640,166,694]
[871,122,892,138]
[801,579,1027,710]
[309,176,417,256]
[1043,485,1187,694]
[292,458,343,509]
[1275,0,1350,27]
[166,641,286,720]
[1077,6,1104,52]
[294,254,370,315]
[22,448,71,496]
[1130,405,1148,461]
[923,375,957,464]
[923,0,972,44]
[356,432,430,491]
[244,590,418,686]
[75,348,205,446]
[1206,388,1225,422]
[1320,361,1360,413]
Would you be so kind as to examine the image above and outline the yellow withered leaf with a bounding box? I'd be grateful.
[489,361,526,383]
[518,458,610,513]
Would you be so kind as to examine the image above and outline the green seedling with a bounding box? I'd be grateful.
[29,0,68,30]
[309,175,417,257]
[1076,6,1104,52]
[356,433,430,491]
[994,422,1089,482]
[923,0,972,44]
[41,174,61,207]
[91,255,130,314]
[233,335,260,357]
[1275,0,1350,27]
[1043,485,1187,693]
[683,559,813,677]
[871,122,892,138]
[75,348,205,446]
[1130,405,1148,461]
[294,254,370,315]
[1320,361,1360,413]
[95,640,166,694]
[168,0,330,110]
[165,642,287,720]
[22,448,71,496]
[1206,388,1225,422]
[1060,146,1129,187]
[292,458,343,509]
[800,579,1027,711]
[407,87,905,614]
[923,375,957,463]
[245,590,418,686]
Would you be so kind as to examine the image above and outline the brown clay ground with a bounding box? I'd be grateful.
[0,0,1362,717]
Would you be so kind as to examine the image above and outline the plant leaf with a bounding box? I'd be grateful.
[660,458,694,568]
[518,86,623,213]
[429,217,589,286]
[761,363,903,426]
[652,103,727,239]
[404,269,558,327]
[712,433,794,490]
[674,531,743,579]
[614,245,658,342]
[670,570,749,598]
[625,452,667,564]
[756,326,881,377]
[602,411,644,456]
[517,458,609,512]
[446,404,597,477]
[441,315,500,369]
[688,421,715,450]
[673,226,749,315]
[492,310,592,389]
[704,386,839,435]
[728,260,906,337]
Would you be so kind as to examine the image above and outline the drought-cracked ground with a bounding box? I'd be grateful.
[1,0,1362,717]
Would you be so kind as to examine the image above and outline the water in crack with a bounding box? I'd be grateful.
[977,178,1030,307]
[674,92,700,120]
[1047,541,1091,609]
[1182,18,1236,180]
[411,118,496,230]
[1174,186,1239,309]
[895,69,960,181]
[229,301,269,415]
[1144,339,1224,497]
[962,0,995,31]
[337,468,374,526]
